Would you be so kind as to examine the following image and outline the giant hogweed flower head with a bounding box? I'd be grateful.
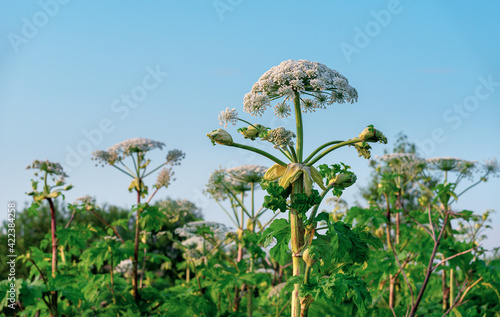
[243,59,358,117]
[426,157,477,174]
[227,165,267,184]
[93,138,165,165]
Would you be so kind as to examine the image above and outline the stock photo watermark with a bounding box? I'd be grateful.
[6,202,17,310]
[7,0,71,54]
[415,75,500,156]
[340,0,403,63]
[62,65,168,172]
[213,0,243,21]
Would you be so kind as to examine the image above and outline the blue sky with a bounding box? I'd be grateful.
[1,1,499,249]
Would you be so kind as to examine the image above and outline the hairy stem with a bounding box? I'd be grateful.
[294,92,304,162]
[290,176,305,317]
[47,198,59,317]
[132,185,142,303]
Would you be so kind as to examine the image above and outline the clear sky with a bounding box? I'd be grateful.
[1,1,499,249]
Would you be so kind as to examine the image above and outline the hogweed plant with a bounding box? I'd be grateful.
[205,164,280,314]
[25,160,72,317]
[93,137,185,303]
[346,137,500,316]
[207,59,387,316]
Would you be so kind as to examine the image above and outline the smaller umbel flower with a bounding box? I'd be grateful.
[483,158,500,178]
[205,168,231,200]
[166,149,185,166]
[218,107,239,129]
[74,196,97,211]
[156,167,173,189]
[26,160,72,202]
[359,125,388,144]
[266,127,296,149]
[274,101,291,118]
[26,160,68,178]
[207,129,233,146]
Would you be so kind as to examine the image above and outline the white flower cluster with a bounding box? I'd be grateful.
[483,158,499,177]
[206,165,267,197]
[243,59,358,117]
[226,165,267,184]
[205,168,230,200]
[426,157,477,173]
[268,282,287,299]
[218,107,239,128]
[175,221,231,261]
[175,220,229,240]
[376,153,425,179]
[114,259,133,276]
[156,167,173,188]
[26,159,68,177]
[166,149,185,166]
[93,138,165,165]
[267,127,296,149]
[74,195,95,206]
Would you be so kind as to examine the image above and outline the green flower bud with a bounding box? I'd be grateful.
[328,172,357,188]
[207,129,233,146]
[239,124,268,140]
[359,125,388,144]
[303,246,320,267]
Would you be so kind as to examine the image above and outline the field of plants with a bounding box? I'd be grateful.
[1,60,499,317]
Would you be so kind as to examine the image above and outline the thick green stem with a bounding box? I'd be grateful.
[290,176,305,317]
[294,92,304,162]
[132,184,141,303]
[306,138,362,166]
[231,143,287,166]
[450,268,455,309]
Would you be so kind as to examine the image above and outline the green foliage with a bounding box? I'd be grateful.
[290,190,322,217]
[300,273,372,316]
[261,180,290,213]
[260,219,291,265]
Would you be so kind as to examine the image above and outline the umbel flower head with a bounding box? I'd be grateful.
[93,138,165,166]
[26,160,68,179]
[426,157,477,173]
[218,107,239,129]
[26,159,72,202]
[156,167,174,189]
[243,59,358,117]
[227,165,267,184]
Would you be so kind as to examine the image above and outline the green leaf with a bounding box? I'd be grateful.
[259,218,291,265]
